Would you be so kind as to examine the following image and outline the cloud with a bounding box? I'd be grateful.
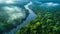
[0,0,5,3]
[0,0,30,4]
[5,0,15,4]
[3,6,26,21]
[45,2,59,6]
[40,2,60,7]
[0,0,16,4]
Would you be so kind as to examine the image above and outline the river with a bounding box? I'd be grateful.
[4,2,36,34]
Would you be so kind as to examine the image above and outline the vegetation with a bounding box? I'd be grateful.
[0,6,29,34]
[16,5,60,34]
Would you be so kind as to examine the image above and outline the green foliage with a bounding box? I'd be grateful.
[16,5,60,34]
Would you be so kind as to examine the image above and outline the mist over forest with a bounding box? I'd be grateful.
[0,0,60,34]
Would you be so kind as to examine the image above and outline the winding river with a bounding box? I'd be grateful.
[4,2,36,34]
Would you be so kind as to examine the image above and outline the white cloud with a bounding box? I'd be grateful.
[45,2,59,6]
[5,0,14,4]
[0,0,15,4]
[3,6,22,13]
[0,0,5,3]
[3,6,26,21]
[0,0,26,4]
[40,2,59,7]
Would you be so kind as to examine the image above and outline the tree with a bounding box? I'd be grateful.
[16,5,60,34]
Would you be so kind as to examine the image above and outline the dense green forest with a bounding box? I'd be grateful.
[0,0,60,34]
[15,5,60,34]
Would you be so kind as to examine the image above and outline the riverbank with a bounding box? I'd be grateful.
[4,2,36,34]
